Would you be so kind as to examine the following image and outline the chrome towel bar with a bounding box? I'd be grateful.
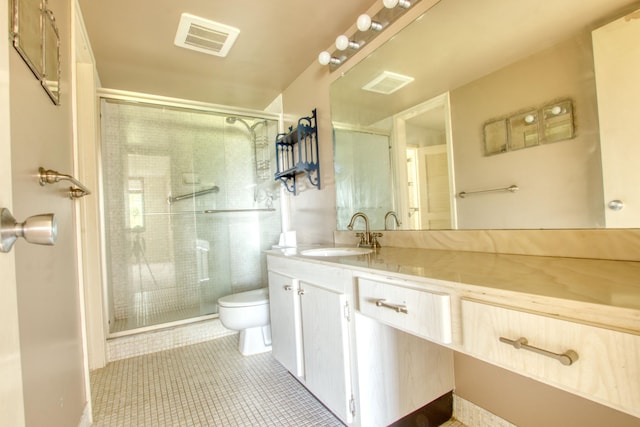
[499,336,579,366]
[458,184,518,198]
[167,186,219,204]
[39,167,91,199]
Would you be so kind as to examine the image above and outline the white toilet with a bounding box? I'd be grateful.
[218,288,272,356]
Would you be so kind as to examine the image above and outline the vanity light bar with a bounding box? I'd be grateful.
[318,0,423,71]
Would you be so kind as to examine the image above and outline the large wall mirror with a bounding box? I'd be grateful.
[331,0,640,230]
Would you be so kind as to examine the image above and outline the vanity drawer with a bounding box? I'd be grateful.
[461,299,640,418]
[357,277,452,344]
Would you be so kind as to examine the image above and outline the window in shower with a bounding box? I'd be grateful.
[127,177,145,230]
[100,97,281,335]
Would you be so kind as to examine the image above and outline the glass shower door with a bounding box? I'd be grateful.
[100,98,281,335]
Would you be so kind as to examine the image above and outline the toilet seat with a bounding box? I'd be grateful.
[218,288,268,308]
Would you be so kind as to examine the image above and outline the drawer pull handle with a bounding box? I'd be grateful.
[499,337,579,366]
[283,285,293,291]
[375,299,408,314]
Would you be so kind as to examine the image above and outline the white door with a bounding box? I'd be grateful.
[418,145,452,229]
[300,282,353,423]
[268,271,303,377]
[593,10,640,227]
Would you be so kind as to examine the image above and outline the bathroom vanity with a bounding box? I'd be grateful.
[266,246,640,426]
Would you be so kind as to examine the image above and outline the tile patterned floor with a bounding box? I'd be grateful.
[91,335,344,426]
[92,335,467,426]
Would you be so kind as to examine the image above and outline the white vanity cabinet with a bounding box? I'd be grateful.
[267,256,356,424]
[354,274,455,426]
[461,299,640,418]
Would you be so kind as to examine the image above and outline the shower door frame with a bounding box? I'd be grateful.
[95,88,283,339]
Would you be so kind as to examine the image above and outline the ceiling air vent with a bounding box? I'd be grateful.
[174,13,240,57]
[362,71,415,95]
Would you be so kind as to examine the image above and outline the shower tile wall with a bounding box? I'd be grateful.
[101,100,281,333]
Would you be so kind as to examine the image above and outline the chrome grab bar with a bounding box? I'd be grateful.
[168,186,219,204]
[203,208,275,213]
[375,299,408,314]
[39,167,91,199]
[458,184,518,198]
[499,336,579,366]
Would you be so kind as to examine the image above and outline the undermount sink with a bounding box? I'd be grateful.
[300,247,372,257]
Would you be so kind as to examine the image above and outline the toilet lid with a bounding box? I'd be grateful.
[218,288,269,308]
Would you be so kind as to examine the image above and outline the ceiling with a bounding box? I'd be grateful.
[77,0,374,110]
[330,0,640,127]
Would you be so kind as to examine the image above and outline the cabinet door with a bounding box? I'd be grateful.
[268,271,303,377]
[300,282,354,424]
[355,313,454,427]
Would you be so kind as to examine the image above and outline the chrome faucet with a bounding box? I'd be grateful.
[347,212,382,248]
[384,211,401,230]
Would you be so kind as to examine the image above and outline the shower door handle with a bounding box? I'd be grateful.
[1,208,57,253]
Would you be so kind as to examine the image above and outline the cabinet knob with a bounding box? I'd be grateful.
[607,200,624,211]
[284,285,293,291]
[297,289,305,296]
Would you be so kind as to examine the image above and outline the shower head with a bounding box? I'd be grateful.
[225,116,254,135]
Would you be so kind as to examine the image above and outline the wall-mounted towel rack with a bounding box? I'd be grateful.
[39,167,91,199]
[167,186,219,204]
[458,184,518,198]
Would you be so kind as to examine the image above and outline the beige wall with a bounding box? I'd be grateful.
[451,33,604,229]
[281,2,639,425]
[9,0,87,425]
[454,353,640,427]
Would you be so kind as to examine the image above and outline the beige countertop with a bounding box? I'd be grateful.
[267,246,640,332]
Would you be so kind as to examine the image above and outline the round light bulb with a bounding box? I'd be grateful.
[357,14,372,31]
[524,114,536,124]
[336,35,350,51]
[383,0,399,8]
[550,106,562,115]
[318,51,331,66]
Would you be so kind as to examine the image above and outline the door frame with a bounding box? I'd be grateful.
[391,92,457,229]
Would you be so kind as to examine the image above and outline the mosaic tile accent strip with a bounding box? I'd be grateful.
[453,394,515,427]
[107,318,235,362]
[92,335,345,426]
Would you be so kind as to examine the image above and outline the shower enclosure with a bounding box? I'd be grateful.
[100,96,281,335]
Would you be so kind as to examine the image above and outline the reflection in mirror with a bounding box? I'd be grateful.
[335,127,392,231]
[331,0,640,230]
[12,0,43,78]
[42,8,60,104]
[483,120,508,156]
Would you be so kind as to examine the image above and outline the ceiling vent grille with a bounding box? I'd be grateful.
[362,71,415,95]
[174,13,240,57]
